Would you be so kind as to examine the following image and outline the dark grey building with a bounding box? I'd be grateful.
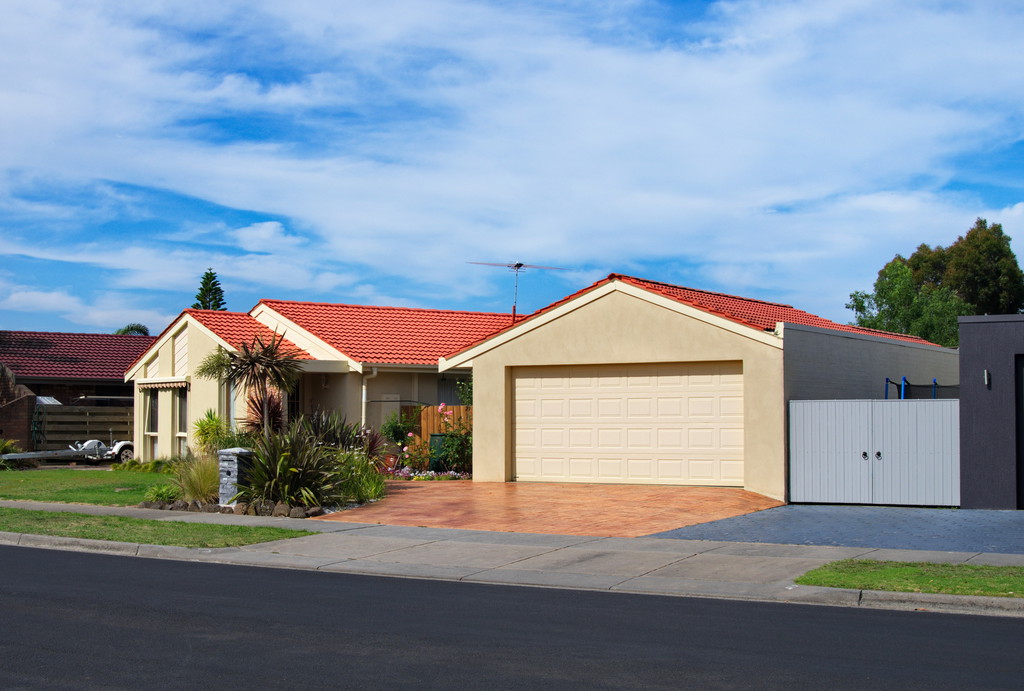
[959,315,1024,509]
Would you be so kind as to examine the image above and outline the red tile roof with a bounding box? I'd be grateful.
[445,273,937,357]
[612,275,936,345]
[0,330,155,380]
[185,310,313,359]
[259,300,514,365]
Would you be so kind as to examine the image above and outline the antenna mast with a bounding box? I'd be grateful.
[468,261,567,322]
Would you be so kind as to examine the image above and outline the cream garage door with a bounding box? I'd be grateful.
[514,363,744,485]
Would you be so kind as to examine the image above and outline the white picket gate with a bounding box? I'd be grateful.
[789,399,959,506]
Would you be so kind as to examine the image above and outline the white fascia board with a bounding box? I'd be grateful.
[367,363,469,374]
[776,322,956,353]
[439,280,783,371]
[250,303,362,372]
[124,317,191,381]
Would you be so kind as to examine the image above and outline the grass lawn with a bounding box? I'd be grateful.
[0,469,172,506]
[796,559,1024,599]
[0,507,314,547]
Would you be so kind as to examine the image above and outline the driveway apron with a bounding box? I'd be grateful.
[313,481,782,537]
[651,504,1024,554]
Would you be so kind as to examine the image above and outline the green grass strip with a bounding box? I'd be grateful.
[795,559,1024,599]
[0,469,171,506]
[0,507,314,548]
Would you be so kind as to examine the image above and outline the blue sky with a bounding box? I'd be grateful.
[3,0,1024,334]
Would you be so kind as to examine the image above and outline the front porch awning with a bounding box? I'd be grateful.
[136,377,190,390]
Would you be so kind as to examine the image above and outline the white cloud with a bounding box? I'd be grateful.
[0,283,175,331]
[2,0,1024,326]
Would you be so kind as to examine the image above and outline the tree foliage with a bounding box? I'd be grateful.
[192,268,227,311]
[195,333,302,436]
[113,323,150,336]
[847,260,971,346]
[906,218,1024,314]
[848,218,1024,346]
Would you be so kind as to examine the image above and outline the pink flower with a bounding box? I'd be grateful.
[407,432,414,437]
[402,446,408,452]
[438,402,446,412]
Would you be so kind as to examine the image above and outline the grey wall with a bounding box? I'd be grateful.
[959,315,1024,509]
[782,323,959,402]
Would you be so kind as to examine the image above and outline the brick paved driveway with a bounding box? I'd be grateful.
[651,505,1024,554]
[314,480,782,537]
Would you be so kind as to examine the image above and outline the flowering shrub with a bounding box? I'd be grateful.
[401,432,432,472]
[384,467,471,481]
[435,403,472,473]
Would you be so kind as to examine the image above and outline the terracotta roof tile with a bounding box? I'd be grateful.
[0,331,155,380]
[445,273,938,357]
[185,310,314,359]
[613,275,937,345]
[259,300,513,365]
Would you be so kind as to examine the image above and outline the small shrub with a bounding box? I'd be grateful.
[401,436,432,472]
[0,438,36,471]
[193,409,229,457]
[171,452,220,503]
[236,422,344,507]
[456,378,473,406]
[112,458,174,474]
[380,408,420,446]
[0,438,22,455]
[302,409,362,450]
[434,403,472,473]
[0,438,36,470]
[144,483,181,503]
[193,410,256,457]
[336,450,387,504]
[386,467,471,481]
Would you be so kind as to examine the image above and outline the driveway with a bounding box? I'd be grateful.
[651,505,1024,554]
[314,481,782,537]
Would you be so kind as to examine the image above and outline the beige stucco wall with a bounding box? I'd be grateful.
[131,321,239,461]
[782,323,959,401]
[469,290,788,500]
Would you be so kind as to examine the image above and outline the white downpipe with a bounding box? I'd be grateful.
[360,367,379,428]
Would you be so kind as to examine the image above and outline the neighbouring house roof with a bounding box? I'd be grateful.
[258,300,514,365]
[185,310,314,360]
[443,273,937,361]
[0,330,155,380]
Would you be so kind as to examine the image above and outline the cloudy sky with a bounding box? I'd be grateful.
[2,0,1024,334]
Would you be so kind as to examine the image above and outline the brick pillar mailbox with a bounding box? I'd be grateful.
[218,448,253,506]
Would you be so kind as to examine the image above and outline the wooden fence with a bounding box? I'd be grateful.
[32,405,134,451]
[402,404,471,441]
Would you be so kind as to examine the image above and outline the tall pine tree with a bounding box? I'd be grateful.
[192,268,227,310]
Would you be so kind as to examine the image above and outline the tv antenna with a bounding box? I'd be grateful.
[468,261,567,322]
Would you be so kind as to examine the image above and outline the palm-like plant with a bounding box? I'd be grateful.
[195,333,303,437]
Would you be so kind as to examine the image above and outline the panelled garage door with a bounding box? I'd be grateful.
[513,362,744,485]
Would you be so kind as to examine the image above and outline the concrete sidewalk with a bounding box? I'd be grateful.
[2,499,1023,618]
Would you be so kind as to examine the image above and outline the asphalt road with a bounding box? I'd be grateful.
[1,545,1022,689]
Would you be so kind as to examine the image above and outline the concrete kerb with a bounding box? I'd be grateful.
[2,500,1024,617]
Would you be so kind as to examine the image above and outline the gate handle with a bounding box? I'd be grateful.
[861,451,868,460]
[875,451,882,460]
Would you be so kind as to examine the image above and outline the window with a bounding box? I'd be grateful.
[220,382,237,430]
[175,388,188,457]
[287,378,302,423]
[144,390,159,459]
